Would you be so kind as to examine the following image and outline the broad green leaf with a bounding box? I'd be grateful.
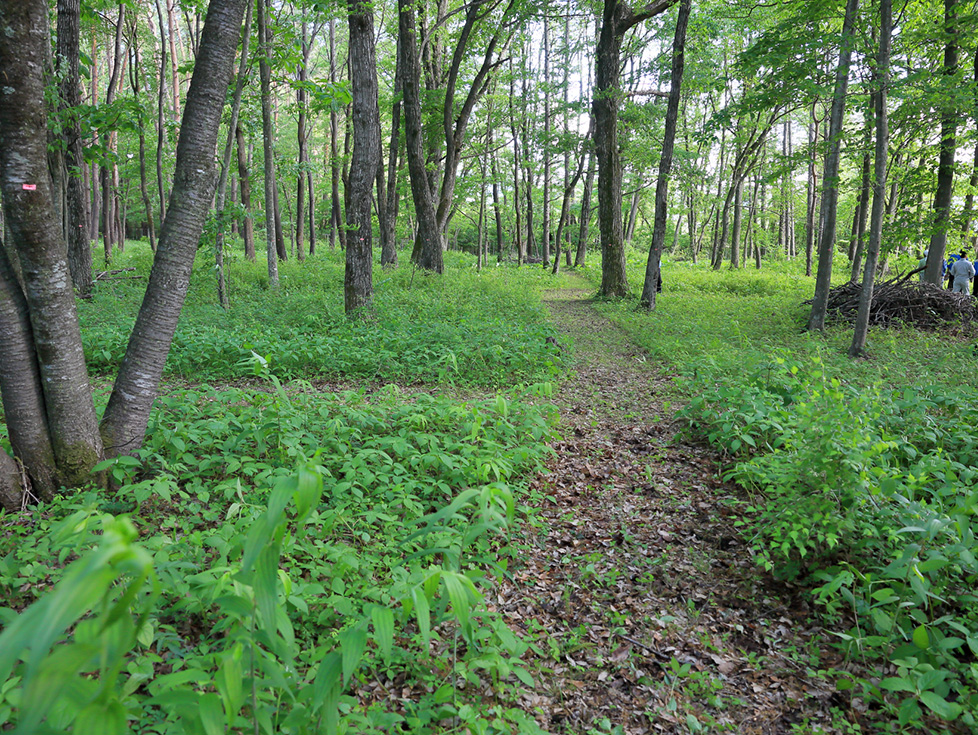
[73,700,127,735]
[913,624,930,650]
[313,650,341,698]
[411,586,431,644]
[880,677,914,692]
[371,606,395,662]
[919,691,961,720]
[254,544,281,634]
[198,693,224,735]
[340,626,367,685]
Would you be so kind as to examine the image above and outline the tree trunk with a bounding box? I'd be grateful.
[730,179,743,268]
[400,0,443,272]
[576,149,595,267]
[154,0,169,224]
[213,1,252,309]
[344,0,381,313]
[0,0,106,493]
[807,0,859,332]
[100,0,247,454]
[101,4,127,265]
[257,0,280,287]
[542,14,552,267]
[129,22,157,254]
[236,126,256,260]
[639,0,689,308]
[506,55,525,265]
[381,31,401,268]
[850,0,891,357]
[924,0,960,283]
[0,244,57,505]
[57,0,93,299]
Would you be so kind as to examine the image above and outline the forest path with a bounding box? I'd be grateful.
[494,276,843,734]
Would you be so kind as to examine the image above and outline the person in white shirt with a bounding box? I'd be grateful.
[949,250,976,294]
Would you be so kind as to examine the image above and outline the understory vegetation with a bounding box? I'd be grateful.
[5,242,978,732]
[587,247,978,731]
[0,246,564,734]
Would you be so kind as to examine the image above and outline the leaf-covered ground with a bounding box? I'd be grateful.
[495,285,857,734]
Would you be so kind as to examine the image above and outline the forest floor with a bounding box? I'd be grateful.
[492,278,856,735]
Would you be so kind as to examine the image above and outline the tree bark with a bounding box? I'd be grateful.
[924,0,960,283]
[0,243,57,505]
[129,20,157,253]
[400,0,443,272]
[0,0,104,490]
[381,32,402,269]
[100,0,248,455]
[214,0,252,308]
[850,0,891,357]
[806,0,859,332]
[344,0,381,313]
[257,0,280,287]
[594,0,675,297]
[57,0,93,299]
[639,0,689,308]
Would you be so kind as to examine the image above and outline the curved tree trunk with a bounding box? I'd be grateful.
[0,244,57,505]
[850,0,891,357]
[639,0,690,309]
[100,0,248,455]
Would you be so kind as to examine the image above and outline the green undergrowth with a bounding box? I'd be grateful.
[580,248,978,730]
[0,360,559,733]
[79,246,567,387]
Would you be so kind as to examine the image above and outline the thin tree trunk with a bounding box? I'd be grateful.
[807,0,859,332]
[850,0,891,357]
[257,0,280,287]
[639,0,689,308]
[213,0,252,308]
[400,0,443,272]
[155,0,169,224]
[381,31,401,268]
[58,0,93,299]
[924,0,960,283]
[129,23,157,254]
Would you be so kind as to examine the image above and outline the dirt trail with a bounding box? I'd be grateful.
[494,283,844,734]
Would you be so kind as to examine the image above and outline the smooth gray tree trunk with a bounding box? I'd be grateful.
[850,0,891,357]
[100,0,248,455]
[807,0,860,331]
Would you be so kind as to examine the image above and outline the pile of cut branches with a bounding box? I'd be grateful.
[810,269,978,329]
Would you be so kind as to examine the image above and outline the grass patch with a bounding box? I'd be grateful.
[80,245,569,387]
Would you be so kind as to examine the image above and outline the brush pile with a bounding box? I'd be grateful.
[810,269,978,329]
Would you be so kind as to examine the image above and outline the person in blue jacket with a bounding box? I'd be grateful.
[946,250,962,289]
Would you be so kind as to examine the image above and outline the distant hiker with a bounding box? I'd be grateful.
[918,250,928,280]
[950,251,975,294]
[946,251,963,290]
